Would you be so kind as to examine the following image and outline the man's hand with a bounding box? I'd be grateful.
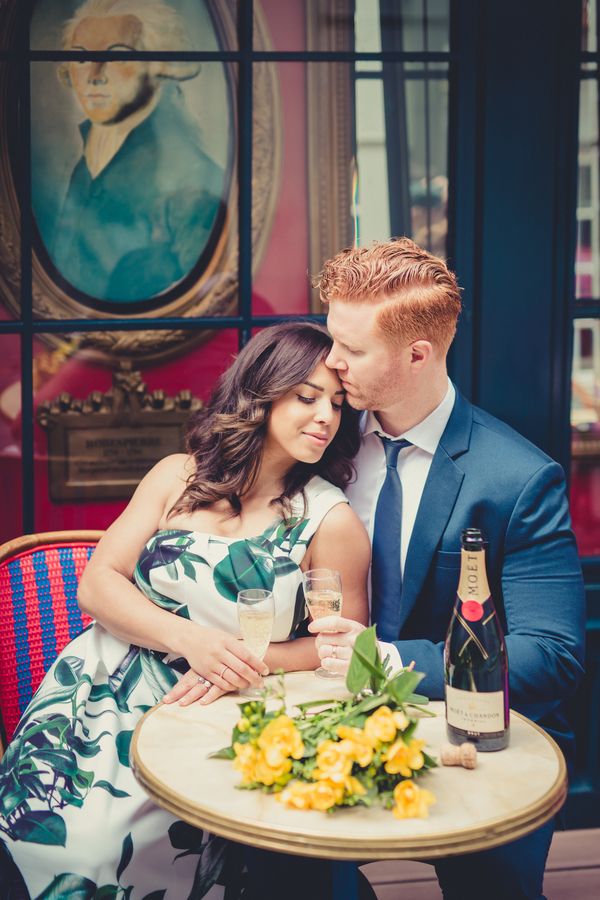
[307,616,366,676]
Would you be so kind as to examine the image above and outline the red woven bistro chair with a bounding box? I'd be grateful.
[0,530,103,755]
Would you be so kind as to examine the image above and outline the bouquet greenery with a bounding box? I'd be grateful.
[211,627,437,818]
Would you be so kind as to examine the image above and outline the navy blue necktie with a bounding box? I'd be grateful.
[371,436,412,642]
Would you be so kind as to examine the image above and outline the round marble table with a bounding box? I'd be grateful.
[131,671,567,863]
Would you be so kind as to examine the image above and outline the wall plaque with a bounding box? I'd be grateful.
[37,363,202,501]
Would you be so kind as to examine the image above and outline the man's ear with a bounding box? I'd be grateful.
[57,63,71,88]
[410,340,433,366]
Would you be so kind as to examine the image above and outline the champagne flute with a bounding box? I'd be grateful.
[237,588,275,697]
[302,568,343,678]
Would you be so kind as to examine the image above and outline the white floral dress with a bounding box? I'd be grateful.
[0,477,347,900]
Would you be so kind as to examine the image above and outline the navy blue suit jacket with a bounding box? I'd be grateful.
[391,389,585,762]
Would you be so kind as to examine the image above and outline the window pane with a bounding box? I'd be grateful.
[576,78,600,299]
[33,329,237,531]
[582,0,597,53]
[356,78,391,241]
[252,62,311,316]
[0,62,20,320]
[0,1,17,51]
[253,61,449,314]
[257,0,450,53]
[570,320,600,555]
[30,0,238,51]
[0,334,22,541]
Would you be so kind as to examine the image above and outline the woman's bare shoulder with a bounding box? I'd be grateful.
[148,453,194,482]
[310,500,370,559]
[143,454,194,510]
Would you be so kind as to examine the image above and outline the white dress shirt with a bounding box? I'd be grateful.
[347,379,456,670]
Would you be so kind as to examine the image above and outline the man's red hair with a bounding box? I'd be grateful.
[316,237,462,354]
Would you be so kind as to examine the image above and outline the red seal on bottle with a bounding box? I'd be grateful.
[461,600,483,622]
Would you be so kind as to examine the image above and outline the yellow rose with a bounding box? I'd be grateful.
[336,726,374,767]
[257,715,305,768]
[311,778,344,811]
[313,739,353,781]
[392,780,436,819]
[277,781,315,810]
[345,775,367,797]
[393,710,409,731]
[364,706,397,745]
[383,740,412,777]
[406,739,425,771]
[254,749,292,786]
[383,738,426,776]
[232,741,259,785]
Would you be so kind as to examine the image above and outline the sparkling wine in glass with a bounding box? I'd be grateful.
[302,568,343,678]
[237,588,275,697]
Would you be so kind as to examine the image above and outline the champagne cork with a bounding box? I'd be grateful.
[440,742,477,769]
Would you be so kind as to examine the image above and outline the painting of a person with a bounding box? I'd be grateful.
[45,0,227,303]
[0,322,370,898]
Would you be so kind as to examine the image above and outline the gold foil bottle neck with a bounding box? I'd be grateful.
[457,547,491,604]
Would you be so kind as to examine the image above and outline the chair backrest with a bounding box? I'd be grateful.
[0,530,103,746]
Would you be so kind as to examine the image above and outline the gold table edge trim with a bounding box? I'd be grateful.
[131,705,567,861]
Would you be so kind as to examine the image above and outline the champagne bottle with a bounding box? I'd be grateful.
[444,528,509,751]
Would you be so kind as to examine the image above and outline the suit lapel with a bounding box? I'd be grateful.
[399,390,473,630]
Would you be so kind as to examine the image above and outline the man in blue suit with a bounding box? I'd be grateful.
[310,237,586,899]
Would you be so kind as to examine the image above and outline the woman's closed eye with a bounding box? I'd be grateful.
[296,394,343,411]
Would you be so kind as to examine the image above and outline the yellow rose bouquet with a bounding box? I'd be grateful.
[211,627,437,819]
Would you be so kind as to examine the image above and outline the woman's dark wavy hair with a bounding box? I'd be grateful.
[170,321,361,518]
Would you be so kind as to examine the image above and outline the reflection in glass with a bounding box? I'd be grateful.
[355,78,390,241]
[582,0,597,53]
[253,59,449,316]
[30,1,233,307]
[260,0,449,53]
[33,329,238,531]
[30,0,236,51]
[370,0,450,53]
[571,321,600,555]
[0,62,20,319]
[576,78,599,299]
[355,65,448,254]
[0,335,22,541]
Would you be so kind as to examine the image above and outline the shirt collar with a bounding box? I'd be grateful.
[362,378,456,456]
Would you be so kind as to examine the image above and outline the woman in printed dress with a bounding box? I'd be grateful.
[0,322,370,899]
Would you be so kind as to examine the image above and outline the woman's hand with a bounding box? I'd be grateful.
[163,668,227,707]
[308,615,366,676]
[166,625,269,705]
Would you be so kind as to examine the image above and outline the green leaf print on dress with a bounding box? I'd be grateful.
[35,872,97,899]
[0,650,142,848]
[272,516,310,553]
[31,832,167,900]
[0,707,125,847]
[168,822,228,900]
[213,539,275,601]
[134,531,208,618]
[212,516,310,601]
